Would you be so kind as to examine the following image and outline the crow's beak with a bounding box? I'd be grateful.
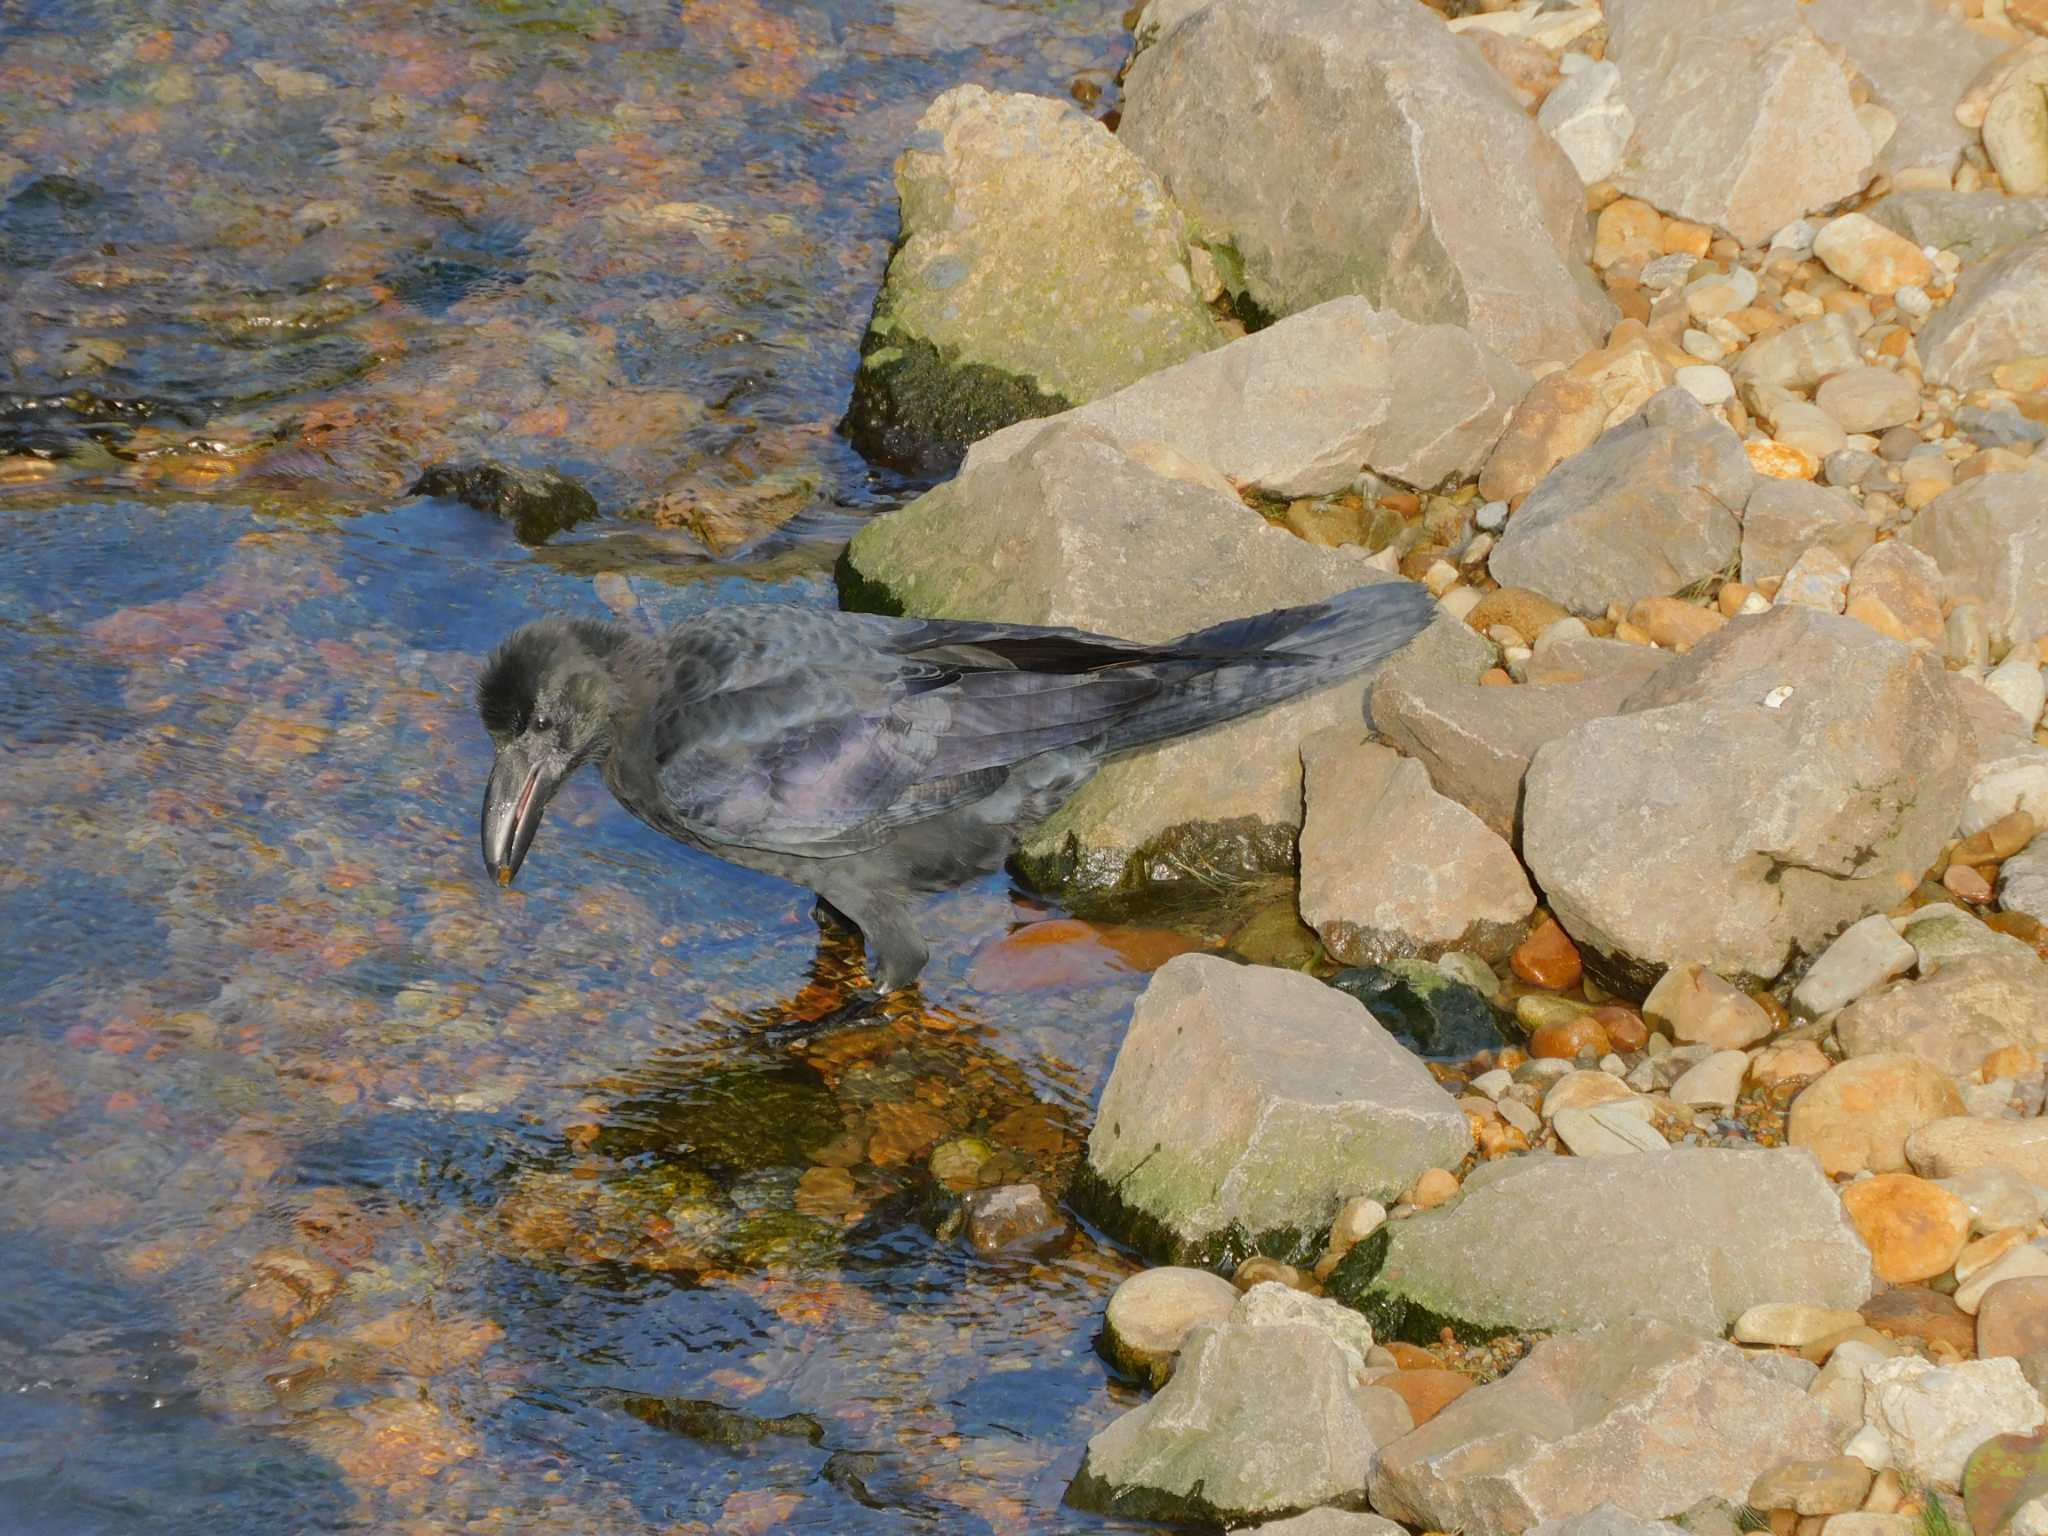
[481,745,554,887]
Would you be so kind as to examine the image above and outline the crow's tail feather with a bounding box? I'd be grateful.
[1102,579,1436,755]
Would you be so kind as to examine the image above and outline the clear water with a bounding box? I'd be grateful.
[0,1,1232,1529]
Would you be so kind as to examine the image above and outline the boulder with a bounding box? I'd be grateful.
[842,86,1219,474]
[1739,479,1875,586]
[1838,952,2048,1074]
[1368,1318,1841,1531]
[1071,1282,1413,1524]
[1489,388,1756,617]
[1521,607,1969,990]
[1343,1147,1873,1340]
[1866,190,2048,265]
[841,421,1487,898]
[1119,0,1611,369]
[1082,955,1470,1266]
[1299,732,1535,965]
[1919,232,2048,390]
[1604,0,1874,246]
[963,296,1531,497]
[1904,473,2048,658]
[1370,665,1641,843]
[1803,0,2004,183]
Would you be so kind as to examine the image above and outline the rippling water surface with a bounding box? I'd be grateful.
[0,1,1236,1529]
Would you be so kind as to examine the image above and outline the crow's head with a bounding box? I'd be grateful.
[476,618,624,887]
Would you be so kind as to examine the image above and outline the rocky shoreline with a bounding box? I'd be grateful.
[834,0,2048,1529]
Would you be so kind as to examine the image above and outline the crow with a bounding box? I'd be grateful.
[476,581,1435,993]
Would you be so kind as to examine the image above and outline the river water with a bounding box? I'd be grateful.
[0,2,1255,1530]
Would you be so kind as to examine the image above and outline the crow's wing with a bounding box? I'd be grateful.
[639,611,1211,856]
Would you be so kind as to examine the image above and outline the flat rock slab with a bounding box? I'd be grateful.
[1522,606,1968,990]
[1489,387,1754,618]
[964,296,1531,498]
[1867,190,2048,265]
[843,85,1218,474]
[1369,1317,1840,1531]
[1348,1146,1873,1339]
[1905,471,2048,657]
[1119,0,1610,369]
[1083,954,1471,1266]
[1803,0,2003,181]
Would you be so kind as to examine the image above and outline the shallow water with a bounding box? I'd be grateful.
[0,1,1234,1529]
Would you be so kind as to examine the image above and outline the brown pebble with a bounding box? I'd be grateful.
[1407,1168,1460,1210]
[1382,1368,1476,1426]
[1512,916,1582,990]
[1952,809,2038,867]
[1592,1006,1649,1052]
[1982,1044,2041,1082]
[1385,1341,1442,1369]
[1860,1284,1978,1356]
[1476,1119,1529,1158]
[1528,1016,1613,1060]
[1748,1457,1874,1516]
[1629,595,1727,650]
[1479,667,1514,687]
[1841,1174,1971,1284]
[1976,1275,2048,1360]
[1234,1256,1311,1292]
[1467,586,1570,646]
[1943,862,1994,903]
[1379,491,1421,517]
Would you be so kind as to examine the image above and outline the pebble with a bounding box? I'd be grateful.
[1977,1275,2048,1360]
[1860,1286,1978,1356]
[1823,448,1882,490]
[1894,285,1932,322]
[1638,251,1698,290]
[1957,1243,2048,1315]
[1552,1104,1666,1156]
[1382,1367,1475,1426]
[1685,267,1758,321]
[1748,1457,1874,1516]
[1752,1039,1833,1092]
[1676,363,1735,405]
[1644,963,1774,1049]
[1104,1266,1240,1385]
[1777,546,1852,613]
[1497,1097,1541,1137]
[1811,214,1934,297]
[1956,1226,2032,1286]
[1474,499,1508,533]
[1788,1055,1966,1177]
[1813,368,1920,435]
[1592,1006,1649,1052]
[1629,595,1726,649]
[1987,651,2048,727]
[1669,1049,1749,1109]
[1875,425,1920,461]
[1748,439,1820,480]
[1943,862,1995,904]
[1732,1302,1868,1348]
[1937,1166,2047,1235]
[1839,1173,1972,1284]
[1330,1195,1388,1252]
[1792,914,1917,1016]
[1469,1069,1513,1101]
[1234,1255,1313,1292]
[1542,1069,1644,1119]
[963,1183,1068,1251]
[1511,916,1581,990]
[1528,1015,1611,1060]
[1406,1168,1459,1210]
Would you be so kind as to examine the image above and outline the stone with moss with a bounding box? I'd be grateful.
[841,84,1219,475]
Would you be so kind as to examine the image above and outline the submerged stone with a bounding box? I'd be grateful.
[1326,962,1507,1061]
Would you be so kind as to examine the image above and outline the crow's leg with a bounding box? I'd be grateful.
[811,881,929,995]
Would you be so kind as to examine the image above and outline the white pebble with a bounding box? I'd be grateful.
[1438,585,1483,622]
[1769,218,1822,257]
[1895,285,1932,321]
[1475,499,1509,533]
[1843,1424,1894,1472]
[1470,1068,1514,1100]
[1640,252,1698,291]
[1675,364,1735,406]
[1987,650,2048,726]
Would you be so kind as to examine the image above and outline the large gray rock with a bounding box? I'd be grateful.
[1522,606,1969,990]
[1739,478,1876,586]
[1083,955,1470,1266]
[1119,0,1611,370]
[1605,0,1875,246]
[1904,472,2048,656]
[1867,190,2048,265]
[1370,664,1642,843]
[1919,232,2048,390]
[1298,731,1536,964]
[1072,1282,1413,1525]
[964,297,1531,497]
[1489,388,1756,617]
[1804,0,2003,182]
[2003,834,2048,924]
[843,86,1219,474]
[841,420,1487,897]
[1368,1318,1843,1532]
[1836,951,2048,1075]
[1349,1148,1873,1340]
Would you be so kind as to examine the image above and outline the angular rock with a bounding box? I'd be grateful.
[964,296,1530,498]
[1792,913,1919,1016]
[1299,733,1535,964]
[1643,964,1774,1049]
[2005,836,2048,924]
[1804,0,2004,182]
[842,421,1486,897]
[1605,0,1874,246]
[1369,663,1639,844]
[409,460,598,544]
[962,1184,1067,1253]
[1349,1147,1873,1339]
[1733,314,1864,412]
[1905,473,2048,658]
[843,86,1218,474]
[1539,60,1633,187]
[1909,1117,2048,1185]
[1862,1356,2047,1489]
[1814,367,1922,434]
[1837,952,2048,1075]
[1848,539,1946,646]
[1920,232,2048,391]
[1522,607,1969,990]
[1368,1318,1839,1531]
[1866,190,2048,265]
[1071,1282,1412,1524]
[1489,388,1755,617]
[1119,0,1612,369]
[1812,216,1934,299]
[1788,1055,1967,1177]
[1739,479,1875,586]
[1481,369,1612,505]
[1083,955,1470,1266]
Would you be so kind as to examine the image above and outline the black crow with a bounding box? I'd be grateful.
[477,582,1435,992]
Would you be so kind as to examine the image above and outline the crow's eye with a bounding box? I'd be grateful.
[532,714,553,734]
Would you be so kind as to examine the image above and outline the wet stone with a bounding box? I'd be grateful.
[1861,1285,1980,1356]
[961,1183,1067,1254]
[1325,962,1507,1062]
[409,461,599,544]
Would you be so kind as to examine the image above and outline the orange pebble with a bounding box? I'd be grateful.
[1512,916,1583,990]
